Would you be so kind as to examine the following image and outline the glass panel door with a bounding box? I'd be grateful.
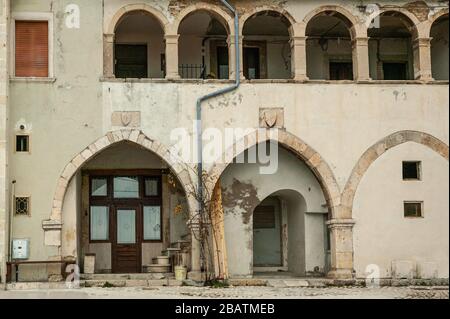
[117,209,136,244]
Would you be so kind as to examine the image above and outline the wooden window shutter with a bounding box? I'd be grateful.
[15,21,49,77]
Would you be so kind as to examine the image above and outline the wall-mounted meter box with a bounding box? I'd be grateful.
[12,239,30,260]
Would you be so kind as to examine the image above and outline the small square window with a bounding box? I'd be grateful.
[16,135,29,152]
[404,202,423,218]
[403,161,421,180]
[15,197,30,216]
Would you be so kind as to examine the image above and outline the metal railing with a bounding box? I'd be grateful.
[179,64,206,79]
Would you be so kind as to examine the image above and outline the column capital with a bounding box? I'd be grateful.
[412,37,432,48]
[290,36,307,43]
[165,34,180,42]
[352,37,370,45]
[104,33,114,43]
[326,218,356,229]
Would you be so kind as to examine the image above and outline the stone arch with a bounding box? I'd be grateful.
[170,2,234,35]
[425,8,449,37]
[49,129,195,223]
[302,5,365,39]
[341,131,449,216]
[106,3,170,34]
[366,8,422,38]
[240,7,297,36]
[208,129,341,218]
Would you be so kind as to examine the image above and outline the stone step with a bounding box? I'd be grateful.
[6,282,70,290]
[143,264,172,273]
[81,273,173,280]
[152,256,171,265]
[266,279,310,288]
[83,278,182,288]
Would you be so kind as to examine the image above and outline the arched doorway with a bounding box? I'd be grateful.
[252,189,327,277]
[219,142,330,278]
[58,136,192,274]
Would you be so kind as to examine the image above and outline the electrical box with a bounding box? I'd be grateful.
[12,239,30,260]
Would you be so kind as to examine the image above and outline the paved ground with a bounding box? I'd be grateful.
[0,286,448,299]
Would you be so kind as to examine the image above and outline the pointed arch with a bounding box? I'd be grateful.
[208,129,341,218]
[341,131,449,215]
[49,129,194,222]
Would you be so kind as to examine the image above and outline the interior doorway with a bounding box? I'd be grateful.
[253,197,282,268]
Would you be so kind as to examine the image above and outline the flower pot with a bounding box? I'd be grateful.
[175,266,187,281]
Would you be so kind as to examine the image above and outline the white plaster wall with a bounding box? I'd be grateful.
[305,213,327,273]
[221,145,326,277]
[353,142,449,278]
[266,42,291,79]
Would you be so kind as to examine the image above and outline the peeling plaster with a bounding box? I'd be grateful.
[222,178,259,225]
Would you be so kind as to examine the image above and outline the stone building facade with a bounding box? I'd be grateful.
[0,0,448,283]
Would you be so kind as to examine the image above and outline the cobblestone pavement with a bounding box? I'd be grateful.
[0,286,448,299]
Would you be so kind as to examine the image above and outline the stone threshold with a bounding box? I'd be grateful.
[4,278,448,290]
[229,277,449,288]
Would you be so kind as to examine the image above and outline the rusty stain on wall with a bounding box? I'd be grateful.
[222,178,259,224]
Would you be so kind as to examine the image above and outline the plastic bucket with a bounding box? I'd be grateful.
[175,266,187,281]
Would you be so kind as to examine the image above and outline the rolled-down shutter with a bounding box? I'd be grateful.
[15,20,49,77]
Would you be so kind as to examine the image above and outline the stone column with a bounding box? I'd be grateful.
[0,0,10,285]
[290,36,308,81]
[103,33,115,78]
[413,37,433,81]
[327,219,355,280]
[227,35,237,80]
[352,37,371,81]
[165,34,180,80]
[238,35,245,80]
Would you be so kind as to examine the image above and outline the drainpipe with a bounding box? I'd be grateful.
[8,181,16,263]
[196,0,240,211]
